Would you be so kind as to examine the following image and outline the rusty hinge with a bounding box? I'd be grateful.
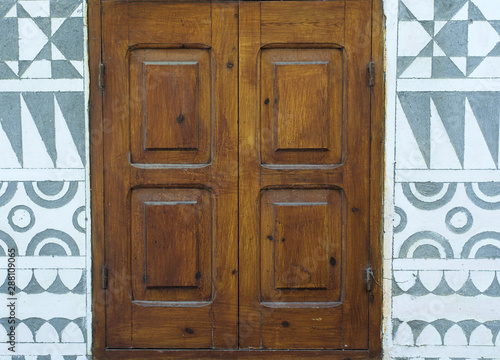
[98,63,105,91]
[101,265,108,289]
[368,61,375,88]
[365,267,374,292]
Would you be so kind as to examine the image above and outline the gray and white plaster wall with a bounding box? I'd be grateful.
[385,0,500,359]
[0,0,499,359]
[0,0,90,358]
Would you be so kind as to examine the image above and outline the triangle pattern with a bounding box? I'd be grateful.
[432,93,466,166]
[434,21,448,35]
[396,97,428,169]
[401,57,432,78]
[18,18,48,61]
[418,41,434,57]
[398,92,431,167]
[399,1,417,21]
[4,3,17,18]
[435,20,468,57]
[70,4,83,18]
[491,21,500,36]
[467,56,485,75]
[0,62,17,79]
[398,56,417,77]
[18,1,50,18]
[469,2,487,20]
[54,96,84,168]
[55,93,86,165]
[467,93,500,165]
[464,98,497,169]
[51,43,66,60]
[22,60,51,79]
[470,0,500,20]
[34,42,52,61]
[430,98,462,169]
[51,18,65,36]
[402,0,433,20]
[420,21,434,36]
[450,57,467,75]
[32,17,51,37]
[16,3,30,18]
[451,3,469,21]
[21,96,54,168]
[4,61,18,76]
[433,56,465,78]
[0,122,21,168]
[0,93,22,164]
[488,42,500,56]
[435,0,469,20]
[51,0,81,18]
[433,42,446,56]
[23,93,56,165]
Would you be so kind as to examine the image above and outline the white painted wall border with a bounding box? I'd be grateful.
[382,0,399,358]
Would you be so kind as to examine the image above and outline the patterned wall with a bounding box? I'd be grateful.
[390,0,500,359]
[0,0,499,359]
[0,0,89,359]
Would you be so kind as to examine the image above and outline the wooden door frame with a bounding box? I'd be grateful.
[89,0,385,358]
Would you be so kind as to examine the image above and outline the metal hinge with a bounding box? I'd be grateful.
[101,265,108,290]
[366,267,374,292]
[98,63,105,91]
[368,61,375,88]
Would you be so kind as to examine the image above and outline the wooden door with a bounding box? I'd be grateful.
[102,1,239,349]
[238,0,373,350]
[99,0,380,357]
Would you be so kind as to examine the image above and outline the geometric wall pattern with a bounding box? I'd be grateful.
[393,0,500,358]
[0,0,85,170]
[398,0,500,79]
[397,92,500,169]
[0,0,88,358]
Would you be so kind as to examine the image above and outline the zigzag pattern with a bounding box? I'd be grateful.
[397,93,500,169]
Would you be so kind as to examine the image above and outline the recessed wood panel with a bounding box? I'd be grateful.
[275,63,329,151]
[261,189,343,303]
[131,188,212,302]
[144,63,199,151]
[130,49,211,164]
[145,202,198,288]
[261,49,344,165]
[275,204,328,289]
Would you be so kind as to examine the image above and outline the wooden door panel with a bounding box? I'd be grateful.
[131,188,212,302]
[239,0,372,350]
[260,48,344,165]
[132,305,213,348]
[128,3,212,45]
[130,49,211,164]
[260,1,345,45]
[260,189,342,302]
[102,0,377,355]
[261,306,342,349]
[103,2,238,350]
